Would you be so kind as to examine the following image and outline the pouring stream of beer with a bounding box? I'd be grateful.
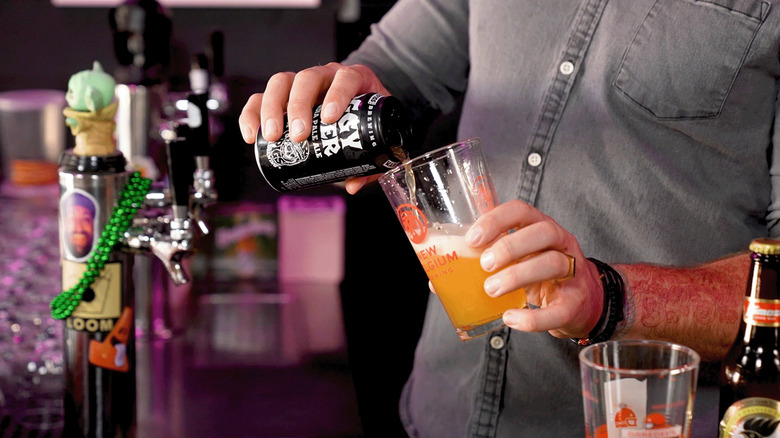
[403,160,417,207]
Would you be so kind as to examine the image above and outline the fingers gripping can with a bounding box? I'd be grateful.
[255,93,413,192]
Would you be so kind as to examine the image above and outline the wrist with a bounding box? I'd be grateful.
[571,258,625,346]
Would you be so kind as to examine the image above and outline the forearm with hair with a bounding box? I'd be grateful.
[613,252,750,361]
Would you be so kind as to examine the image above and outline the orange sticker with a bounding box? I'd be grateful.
[397,203,428,244]
[615,406,638,428]
[644,412,668,429]
[89,307,133,372]
[744,298,780,327]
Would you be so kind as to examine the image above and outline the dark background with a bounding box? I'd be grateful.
[0,1,338,94]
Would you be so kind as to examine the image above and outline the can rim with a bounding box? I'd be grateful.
[254,135,284,192]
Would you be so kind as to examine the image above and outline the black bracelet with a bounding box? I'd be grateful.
[571,258,625,346]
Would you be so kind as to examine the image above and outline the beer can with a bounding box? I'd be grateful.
[255,93,413,192]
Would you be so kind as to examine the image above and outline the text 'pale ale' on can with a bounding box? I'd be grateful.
[254,93,413,192]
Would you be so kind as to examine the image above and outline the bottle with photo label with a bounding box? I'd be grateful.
[719,237,780,437]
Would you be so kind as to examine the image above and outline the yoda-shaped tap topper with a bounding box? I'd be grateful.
[63,61,118,156]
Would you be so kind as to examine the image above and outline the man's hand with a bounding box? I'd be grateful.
[464,199,604,339]
[238,62,390,145]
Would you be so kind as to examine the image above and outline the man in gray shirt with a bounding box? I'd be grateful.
[240,0,780,436]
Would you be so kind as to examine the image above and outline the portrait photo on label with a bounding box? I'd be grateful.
[60,189,99,261]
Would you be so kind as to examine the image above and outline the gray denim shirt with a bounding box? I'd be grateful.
[347,0,780,436]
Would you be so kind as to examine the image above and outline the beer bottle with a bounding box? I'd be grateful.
[719,237,780,437]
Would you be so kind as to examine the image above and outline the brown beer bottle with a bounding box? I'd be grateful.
[719,238,780,437]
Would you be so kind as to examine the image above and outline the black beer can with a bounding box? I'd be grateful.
[255,93,413,192]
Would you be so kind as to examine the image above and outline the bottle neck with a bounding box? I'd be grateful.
[748,253,780,300]
[743,253,780,329]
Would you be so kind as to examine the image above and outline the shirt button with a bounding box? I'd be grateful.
[559,61,575,75]
[490,335,505,350]
[527,152,542,167]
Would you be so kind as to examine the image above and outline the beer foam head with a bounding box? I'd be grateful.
[409,223,482,258]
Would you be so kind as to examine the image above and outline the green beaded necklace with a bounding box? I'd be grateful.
[50,171,152,320]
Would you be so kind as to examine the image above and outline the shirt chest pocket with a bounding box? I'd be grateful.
[614,0,769,120]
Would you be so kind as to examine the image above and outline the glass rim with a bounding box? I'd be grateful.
[578,339,701,376]
[379,137,482,183]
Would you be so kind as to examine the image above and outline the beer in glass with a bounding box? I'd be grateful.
[379,138,526,340]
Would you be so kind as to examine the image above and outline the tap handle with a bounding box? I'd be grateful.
[187,54,212,158]
[162,56,213,210]
[109,0,172,84]
[209,31,225,80]
[164,125,196,210]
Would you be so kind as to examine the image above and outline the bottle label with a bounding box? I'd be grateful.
[62,259,123,333]
[719,397,780,437]
[744,298,780,327]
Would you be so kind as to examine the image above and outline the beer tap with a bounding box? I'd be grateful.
[124,58,218,285]
[55,61,217,437]
[110,0,174,340]
[185,54,218,230]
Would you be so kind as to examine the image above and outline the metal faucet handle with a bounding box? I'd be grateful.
[193,167,217,206]
[143,186,171,208]
[150,239,191,285]
[124,215,194,286]
[189,205,209,235]
[159,121,184,143]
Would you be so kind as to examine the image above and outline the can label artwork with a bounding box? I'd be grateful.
[255,93,411,192]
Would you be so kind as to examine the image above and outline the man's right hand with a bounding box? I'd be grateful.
[238,62,391,146]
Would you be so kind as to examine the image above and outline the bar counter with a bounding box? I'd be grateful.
[133,282,363,438]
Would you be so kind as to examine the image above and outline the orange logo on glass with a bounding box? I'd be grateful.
[473,176,495,214]
[614,406,637,428]
[397,203,428,244]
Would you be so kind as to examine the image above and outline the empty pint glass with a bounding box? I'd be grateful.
[379,138,527,341]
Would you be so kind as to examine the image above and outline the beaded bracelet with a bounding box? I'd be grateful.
[571,258,625,346]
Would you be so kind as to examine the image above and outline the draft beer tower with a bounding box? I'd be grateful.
[52,61,216,437]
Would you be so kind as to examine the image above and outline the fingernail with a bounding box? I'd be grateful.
[240,123,254,142]
[484,276,500,296]
[264,119,277,138]
[480,250,495,271]
[345,178,366,195]
[291,119,305,136]
[322,102,339,121]
[465,226,483,245]
[503,311,518,325]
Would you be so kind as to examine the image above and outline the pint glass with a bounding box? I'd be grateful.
[379,138,527,341]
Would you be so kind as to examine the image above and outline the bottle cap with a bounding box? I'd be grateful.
[749,238,780,255]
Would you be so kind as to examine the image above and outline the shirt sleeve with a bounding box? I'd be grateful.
[343,0,470,117]
[767,85,780,237]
